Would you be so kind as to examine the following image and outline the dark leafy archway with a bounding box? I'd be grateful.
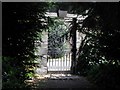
[2,2,50,88]
[73,2,120,88]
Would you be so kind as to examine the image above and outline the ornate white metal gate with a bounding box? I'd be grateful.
[47,18,78,74]
[47,19,72,73]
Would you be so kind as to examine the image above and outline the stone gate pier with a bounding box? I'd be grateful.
[34,31,48,75]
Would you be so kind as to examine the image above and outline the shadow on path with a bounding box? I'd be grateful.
[25,74,97,89]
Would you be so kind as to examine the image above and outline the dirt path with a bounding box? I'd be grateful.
[26,74,96,89]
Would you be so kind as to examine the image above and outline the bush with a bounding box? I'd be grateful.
[48,19,67,58]
[2,56,26,88]
[87,64,120,88]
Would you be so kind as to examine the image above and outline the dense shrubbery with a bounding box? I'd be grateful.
[87,63,120,88]
[2,2,120,89]
[2,57,26,88]
[48,19,67,58]
[74,3,120,88]
[48,3,120,88]
[2,2,50,88]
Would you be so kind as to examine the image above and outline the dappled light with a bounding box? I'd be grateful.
[25,74,95,89]
[2,2,120,89]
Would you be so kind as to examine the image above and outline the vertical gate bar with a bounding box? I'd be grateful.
[56,55,57,71]
[61,57,62,71]
[67,53,69,71]
[55,55,57,71]
[63,37,64,71]
[47,56,48,71]
[53,53,54,68]
[49,58,51,67]
[65,53,66,71]
[64,55,65,71]
[48,56,49,71]
[57,57,59,71]
[59,58,61,71]
[50,55,51,71]
[61,56,63,71]
[62,38,64,71]
[48,56,49,67]
[50,58,51,71]
[62,55,64,71]
[68,53,69,70]
[66,53,67,71]
[59,56,60,71]
[55,53,56,67]
[53,54,54,68]
[64,53,66,71]
[70,53,71,70]
[61,57,64,71]
[59,56,61,72]
[58,58,60,71]
[58,56,59,72]
[52,53,53,71]
[69,53,71,71]
[59,57,61,72]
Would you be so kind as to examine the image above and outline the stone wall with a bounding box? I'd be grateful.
[34,31,48,75]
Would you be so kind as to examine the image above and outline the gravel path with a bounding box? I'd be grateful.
[28,74,96,89]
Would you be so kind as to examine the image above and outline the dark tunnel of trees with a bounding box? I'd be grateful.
[2,2,120,89]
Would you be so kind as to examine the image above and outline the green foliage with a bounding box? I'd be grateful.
[2,2,120,88]
[87,64,120,88]
[25,72,34,79]
[82,3,120,60]
[73,2,120,88]
[48,19,67,58]
[2,56,26,88]
[3,2,49,57]
[2,2,50,88]
[48,3,120,88]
